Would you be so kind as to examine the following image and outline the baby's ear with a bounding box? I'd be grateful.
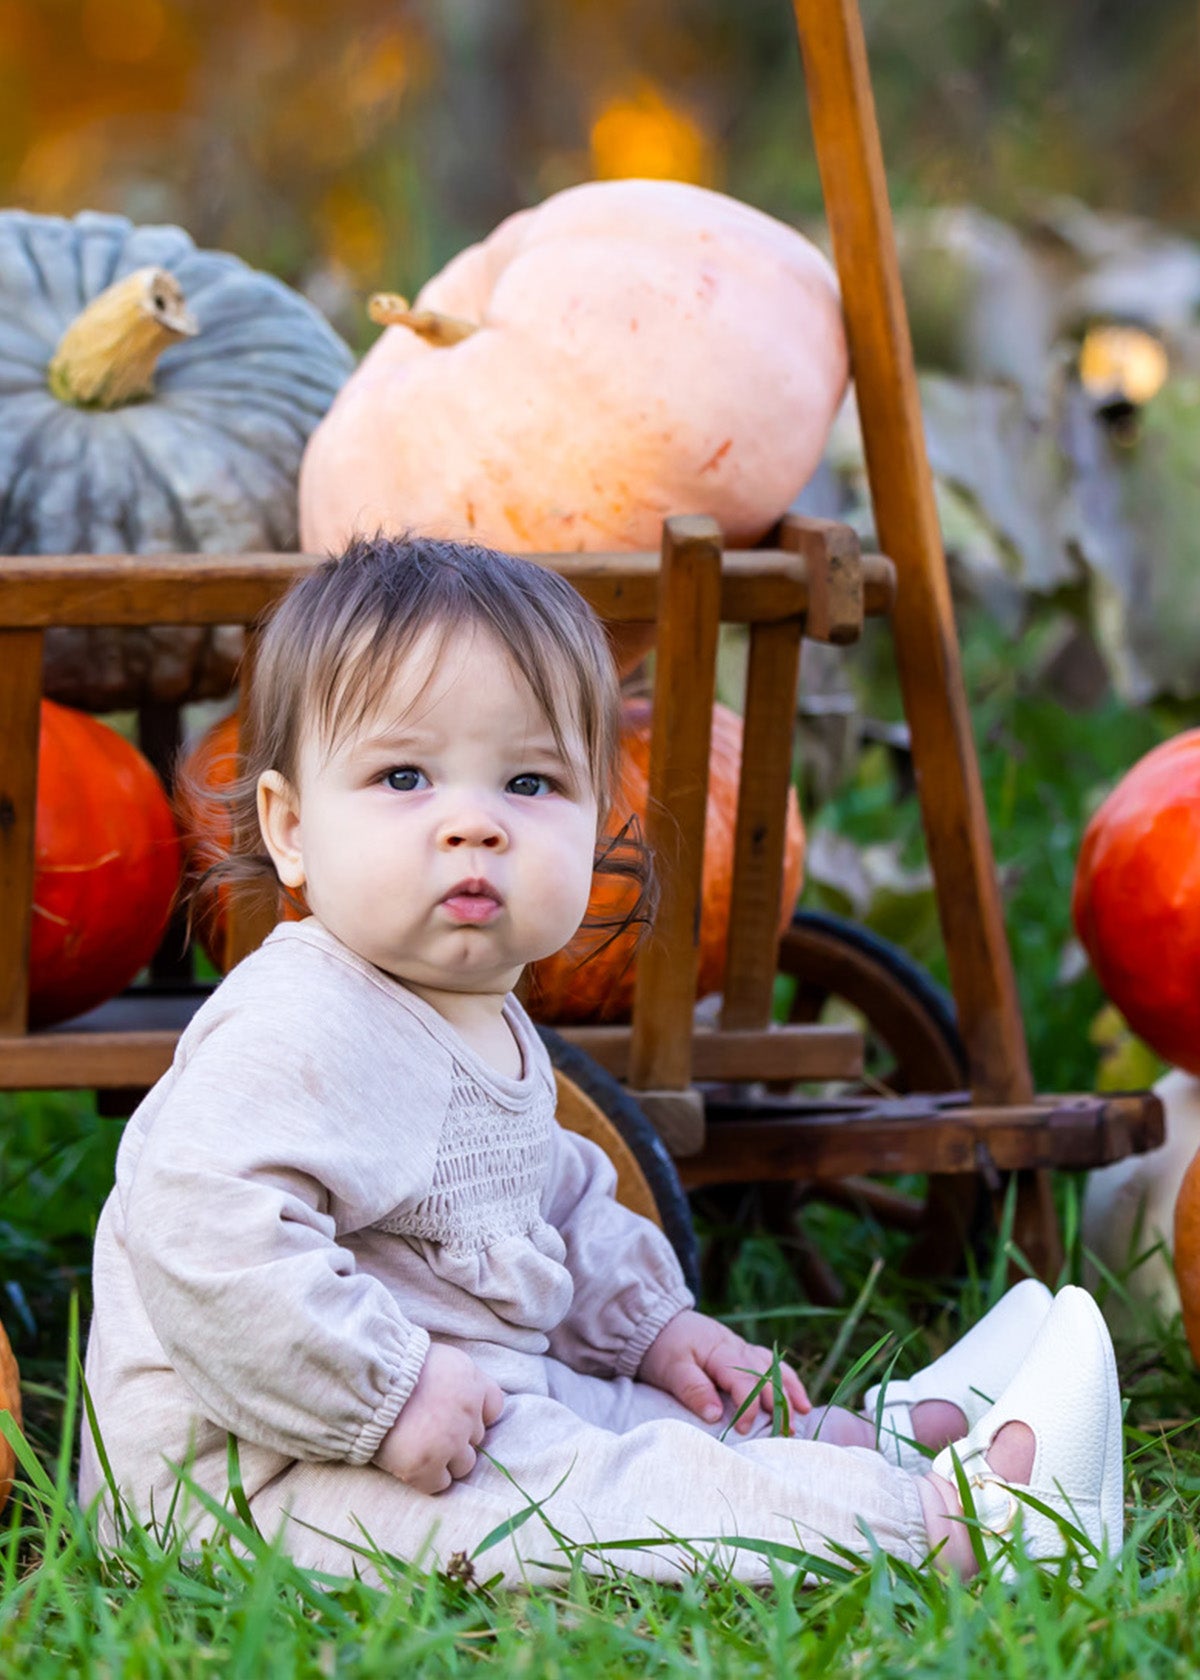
[257,770,306,889]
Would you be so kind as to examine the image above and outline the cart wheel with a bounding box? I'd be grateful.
[776,908,978,1284]
[538,1026,702,1299]
[779,909,967,1094]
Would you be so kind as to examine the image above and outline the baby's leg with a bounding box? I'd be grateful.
[248,1391,931,1588]
[544,1355,965,1458]
[546,1356,945,1456]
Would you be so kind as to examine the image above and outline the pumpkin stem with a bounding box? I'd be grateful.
[368,292,479,346]
[47,267,199,409]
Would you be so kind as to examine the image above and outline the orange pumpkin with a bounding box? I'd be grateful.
[0,1320,19,1513]
[175,712,304,968]
[298,179,848,672]
[526,698,805,1023]
[31,701,182,1028]
[1072,730,1200,1076]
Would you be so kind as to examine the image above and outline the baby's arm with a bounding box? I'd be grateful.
[540,1100,808,1425]
[122,989,460,1468]
[638,1308,810,1432]
[540,1119,694,1377]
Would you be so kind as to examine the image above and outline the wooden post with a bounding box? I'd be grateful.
[790,0,1032,1104]
[0,631,44,1035]
[719,614,804,1032]
[791,0,1059,1272]
[627,517,722,1154]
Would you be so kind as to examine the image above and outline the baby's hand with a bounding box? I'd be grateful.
[638,1309,810,1434]
[372,1344,504,1494]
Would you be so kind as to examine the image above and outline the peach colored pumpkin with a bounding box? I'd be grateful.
[525,698,805,1024]
[299,180,848,644]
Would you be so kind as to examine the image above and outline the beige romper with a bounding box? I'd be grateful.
[81,921,927,1585]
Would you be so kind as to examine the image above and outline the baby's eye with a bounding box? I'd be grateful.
[507,772,552,798]
[385,766,429,792]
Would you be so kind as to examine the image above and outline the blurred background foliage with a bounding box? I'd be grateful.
[0,0,1196,342]
[1,0,1199,1092]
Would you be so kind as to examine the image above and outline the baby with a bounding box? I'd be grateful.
[81,534,1123,1585]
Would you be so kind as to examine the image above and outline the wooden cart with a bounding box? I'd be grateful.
[0,0,1165,1282]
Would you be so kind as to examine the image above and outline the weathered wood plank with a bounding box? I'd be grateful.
[0,631,44,1035]
[559,1022,863,1082]
[0,548,896,628]
[720,617,804,1031]
[681,1092,1165,1186]
[0,1030,178,1087]
[792,0,1033,1107]
[628,518,722,1096]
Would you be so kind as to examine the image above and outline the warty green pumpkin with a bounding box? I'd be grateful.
[0,209,354,710]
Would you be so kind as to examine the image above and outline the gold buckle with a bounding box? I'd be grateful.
[968,1474,1020,1535]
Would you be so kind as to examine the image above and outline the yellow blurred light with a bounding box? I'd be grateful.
[81,0,168,65]
[346,31,409,112]
[1079,323,1169,407]
[318,187,387,282]
[17,129,109,207]
[589,81,712,185]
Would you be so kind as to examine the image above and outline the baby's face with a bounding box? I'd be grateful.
[258,627,599,1000]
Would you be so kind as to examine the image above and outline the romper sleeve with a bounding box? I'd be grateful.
[539,1120,694,1378]
[121,953,451,1466]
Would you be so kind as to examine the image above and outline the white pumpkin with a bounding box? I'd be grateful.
[1082,1067,1200,1327]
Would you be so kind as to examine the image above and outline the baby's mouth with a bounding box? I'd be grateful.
[441,878,504,926]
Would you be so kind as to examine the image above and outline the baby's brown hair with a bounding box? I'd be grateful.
[182,533,653,948]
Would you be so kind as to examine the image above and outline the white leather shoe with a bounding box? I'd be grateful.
[864,1278,1053,1469]
[930,1285,1124,1577]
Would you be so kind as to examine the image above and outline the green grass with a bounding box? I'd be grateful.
[2,1140,1200,1675]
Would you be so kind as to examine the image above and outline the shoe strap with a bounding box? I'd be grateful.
[966,1473,1021,1536]
[862,1377,922,1414]
[937,1439,1022,1538]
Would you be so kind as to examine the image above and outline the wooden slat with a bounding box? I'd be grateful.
[0,1013,864,1092]
[0,1030,178,1089]
[779,514,865,644]
[0,555,316,628]
[0,630,44,1035]
[628,518,722,1092]
[720,617,804,1031]
[680,1091,1165,1188]
[0,547,896,630]
[792,0,1033,1108]
[556,1022,863,1082]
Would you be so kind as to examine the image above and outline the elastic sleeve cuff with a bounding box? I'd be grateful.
[614,1286,695,1379]
[346,1325,431,1465]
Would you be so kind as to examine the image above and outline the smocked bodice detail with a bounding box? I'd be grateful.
[377,1064,556,1253]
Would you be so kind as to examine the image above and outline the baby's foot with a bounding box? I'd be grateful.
[863,1278,1052,1470]
[909,1398,967,1453]
[794,1400,985,1455]
[918,1420,1035,1574]
[921,1288,1122,1579]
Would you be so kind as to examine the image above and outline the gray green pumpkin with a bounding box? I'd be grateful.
[0,209,354,709]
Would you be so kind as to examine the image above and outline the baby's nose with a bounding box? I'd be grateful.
[437,808,507,850]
